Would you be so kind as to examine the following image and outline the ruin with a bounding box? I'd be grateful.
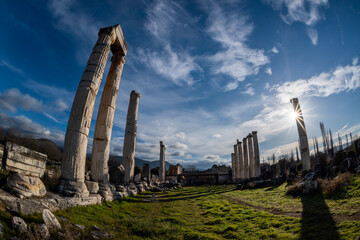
[159,141,166,182]
[290,98,311,171]
[142,163,151,183]
[243,137,249,179]
[231,153,236,182]
[233,144,240,181]
[247,133,255,178]
[237,139,244,179]
[252,131,261,177]
[59,24,128,197]
[123,90,141,184]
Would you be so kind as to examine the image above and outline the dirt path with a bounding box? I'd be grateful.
[218,193,360,223]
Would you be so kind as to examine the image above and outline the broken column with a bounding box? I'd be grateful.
[143,163,151,183]
[290,98,311,171]
[247,134,255,178]
[233,144,240,181]
[237,139,244,179]
[159,141,166,182]
[60,25,128,197]
[123,90,141,184]
[243,137,249,179]
[91,54,126,185]
[252,131,261,177]
[231,153,236,183]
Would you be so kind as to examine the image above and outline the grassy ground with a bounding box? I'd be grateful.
[1,176,360,239]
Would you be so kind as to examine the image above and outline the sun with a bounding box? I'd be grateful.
[292,111,299,120]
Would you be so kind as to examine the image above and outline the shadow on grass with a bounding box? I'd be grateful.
[300,192,340,240]
[126,186,236,203]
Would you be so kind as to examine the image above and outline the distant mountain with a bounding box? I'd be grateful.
[109,156,171,170]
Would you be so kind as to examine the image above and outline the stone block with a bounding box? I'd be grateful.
[12,216,27,233]
[4,142,47,178]
[7,172,46,198]
[85,181,99,194]
[42,209,61,230]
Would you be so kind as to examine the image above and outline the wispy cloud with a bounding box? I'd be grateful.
[0,88,43,113]
[264,0,328,45]
[271,46,279,54]
[0,60,25,76]
[270,58,360,103]
[265,67,272,75]
[204,1,269,89]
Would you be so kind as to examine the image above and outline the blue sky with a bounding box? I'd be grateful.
[0,0,360,169]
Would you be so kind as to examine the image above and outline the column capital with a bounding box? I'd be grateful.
[252,131,257,135]
[237,139,242,145]
[247,133,253,138]
[131,90,141,98]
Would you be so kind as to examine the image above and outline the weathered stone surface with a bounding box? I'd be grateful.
[123,91,141,184]
[0,144,4,164]
[143,163,151,182]
[134,173,141,183]
[61,25,127,197]
[7,172,46,198]
[252,131,261,177]
[91,54,126,183]
[58,179,89,198]
[231,153,236,182]
[4,142,47,178]
[91,225,112,239]
[12,216,27,233]
[43,209,61,230]
[233,144,240,180]
[159,141,166,182]
[0,222,4,237]
[237,140,244,179]
[243,138,249,179]
[108,159,125,185]
[85,181,99,194]
[247,134,255,178]
[290,98,311,171]
[38,224,50,239]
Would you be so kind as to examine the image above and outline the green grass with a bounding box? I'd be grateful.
[1,176,360,239]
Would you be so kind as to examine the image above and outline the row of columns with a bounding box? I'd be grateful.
[59,25,142,197]
[231,131,261,182]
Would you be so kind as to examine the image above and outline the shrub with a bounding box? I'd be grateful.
[318,173,352,197]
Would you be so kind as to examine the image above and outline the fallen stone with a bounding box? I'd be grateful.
[85,181,99,194]
[0,223,4,237]
[108,159,125,185]
[74,224,86,231]
[7,172,46,198]
[43,209,61,230]
[12,216,27,233]
[134,173,141,183]
[91,225,112,239]
[38,224,50,239]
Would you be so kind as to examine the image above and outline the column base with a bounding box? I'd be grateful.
[58,179,89,198]
[98,181,116,201]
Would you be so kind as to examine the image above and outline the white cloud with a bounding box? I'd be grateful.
[205,1,269,89]
[242,87,255,96]
[136,45,200,86]
[271,46,279,54]
[270,60,360,103]
[353,57,359,66]
[306,27,318,45]
[265,67,272,75]
[213,134,222,138]
[264,0,328,45]
[0,88,43,113]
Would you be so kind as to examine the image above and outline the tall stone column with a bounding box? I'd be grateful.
[60,27,116,197]
[159,141,166,182]
[233,144,240,181]
[252,131,261,177]
[248,134,255,178]
[91,54,126,184]
[243,137,249,179]
[231,153,236,183]
[290,98,311,171]
[237,139,244,179]
[143,163,151,183]
[123,90,141,184]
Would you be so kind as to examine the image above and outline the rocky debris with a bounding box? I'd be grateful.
[7,172,46,198]
[12,216,27,233]
[134,173,141,183]
[43,209,61,230]
[91,225,112,239]
[74,224,86,231]
[85,181,99,194]
[37,224,50,239]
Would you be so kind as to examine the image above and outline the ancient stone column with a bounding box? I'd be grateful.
[143,163,150,183]
[290,98,311,171]
[237,139,244,179]
[248,134,255,178]
[60,27,116,197]
[123,90,141,184]
[233,144,240,181]
[243,137,249,179]
[91,54,126,184]
[231,153,236,183]
[252,131,261,177]
[60,25,128,197]
[159,141,166,182]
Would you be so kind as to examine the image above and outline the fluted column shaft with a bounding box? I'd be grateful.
[248,134,255,178]
[290,98,311,171]
[231,153,236,183]
[159,141,166,182]
[252,131,261,177]
[123,91,141,183]
[243,138,249,179]
[61,29,115,186]
[237,140,244,179]
[91,54,125,182]
[233,144,240,180]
